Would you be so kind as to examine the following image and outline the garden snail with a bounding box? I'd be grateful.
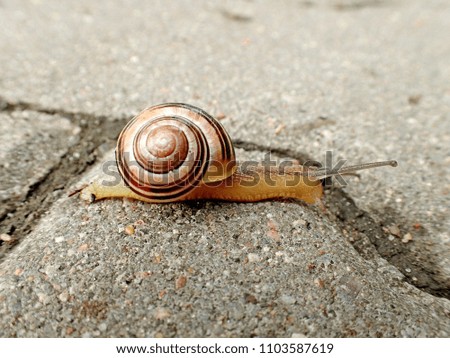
[80,103,397,204]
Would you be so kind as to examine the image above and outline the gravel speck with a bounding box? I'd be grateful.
[54,236,65,243]
[154,307,171,320]
[0,234,13,242]
[280,295,296,305]
[248,253,260,263]
[402,233,413,243]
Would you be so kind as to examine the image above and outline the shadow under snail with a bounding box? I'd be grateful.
[80,103,397,204]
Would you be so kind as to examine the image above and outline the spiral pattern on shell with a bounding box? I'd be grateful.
[116,103,236,202]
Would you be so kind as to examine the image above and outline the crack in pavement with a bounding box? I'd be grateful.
[0,98,128,260]
[0,97,447,301]
[324,189,450,300]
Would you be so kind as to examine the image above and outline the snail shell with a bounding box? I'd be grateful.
[116,103,236,202]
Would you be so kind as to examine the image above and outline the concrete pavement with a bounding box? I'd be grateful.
[0,0,449,337]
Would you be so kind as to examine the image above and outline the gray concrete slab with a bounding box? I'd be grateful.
[0,0,449,337]
[0,162,449,337]
[0,110,79,220]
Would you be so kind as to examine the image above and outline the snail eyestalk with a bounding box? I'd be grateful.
[307,160,398,180]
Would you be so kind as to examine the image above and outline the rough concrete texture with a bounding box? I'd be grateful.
[0,110,79,220]
[0,0,449,337]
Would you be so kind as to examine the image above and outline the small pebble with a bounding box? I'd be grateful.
[402,233,413,243]
[125,225,135,235]
[77,243,88,252]
[58,291,69,302]
[275,123,285,135]
[0,233,13,242]
[388,225,401,237]
[405,268,412,273]
[154,307,171,320]
[54,236,65,243]
[314,278,325,288]
[248,253,260,263]
[292,333,307,338]
[37,293,50,305]
[215,112,226,120]
[162,232,172,240]
[280,295,296,305]
[137,271,152,278]
[175,275,187,289]
[267,219,280,241]
[292,219,306,227]
[154,254,162,264]
[408,94,422,105]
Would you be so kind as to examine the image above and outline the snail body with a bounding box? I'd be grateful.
[82,162,324,204]
[80,103,397,204]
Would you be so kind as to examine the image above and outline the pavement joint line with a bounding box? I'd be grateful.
[0,97,128,261]
[0,96,125,122]
[323,188,450,301]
